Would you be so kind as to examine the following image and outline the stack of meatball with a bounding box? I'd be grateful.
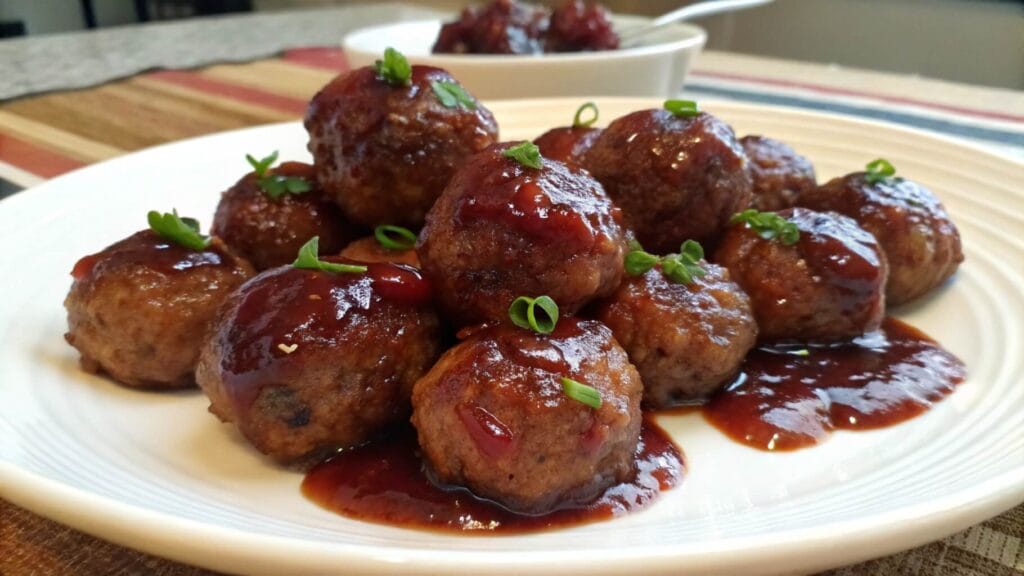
[63,50,963,517]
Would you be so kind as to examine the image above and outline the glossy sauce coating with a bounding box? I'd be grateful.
[72,230,235,279]
[302,415,681,533]
[533,126,603,166]
[703,318,965,450]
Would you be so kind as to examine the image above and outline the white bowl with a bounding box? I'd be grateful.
[342,16,706,100]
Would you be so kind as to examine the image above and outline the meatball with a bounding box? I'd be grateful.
[534,126,602,166]
[596,263,757,406]
[547,0,619,52]
[412,318,642,514]
[433,0,549,54]
[798,173,963,305]
[583,109,752,253]
[196,261,441,464]
[211,161,352,271]
[305,65,498,228]
[740,135,816,212]
[417,143,628,326]
[65,230,254,389]
[714,208,888,342]
[339,236,420,267]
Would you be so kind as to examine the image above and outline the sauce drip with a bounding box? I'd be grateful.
[302,415,683,533]
[703,317,965,451]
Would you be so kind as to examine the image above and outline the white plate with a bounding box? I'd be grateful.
[1,98,1022,576]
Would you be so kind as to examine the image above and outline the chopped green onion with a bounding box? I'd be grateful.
[730,209,800,245]
[374,225,417,251]
[501,141,543,170]
[374,47,412,87]
[573,102,599,128]
[664,99,700,118]
[864,158,897,185]
[293,237,367,274]
[147,209,210,251]
[624,250,659,276]
[245,150,312,200]
[246,150,278,178]
[431,80,476,109]
[624,239,706,284]
[560,377,602,409]
[508,295,559,334]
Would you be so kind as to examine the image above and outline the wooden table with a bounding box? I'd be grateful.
[1,8,1022,574]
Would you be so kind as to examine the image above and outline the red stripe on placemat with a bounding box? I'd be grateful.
[0,132,84,179]
[282,47,351,72]
[146,70,307,115]
[690,70,1024,124]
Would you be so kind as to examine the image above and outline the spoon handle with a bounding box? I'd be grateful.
[621,0,773,44]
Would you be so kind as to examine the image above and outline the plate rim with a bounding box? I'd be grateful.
[2,97,1023,575]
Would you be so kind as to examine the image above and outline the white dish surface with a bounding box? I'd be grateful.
[1,98,1022,576]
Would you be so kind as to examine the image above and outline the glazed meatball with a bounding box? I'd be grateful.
[534,126,602,166]
[741,135,816,212]
[196,261,441,464]
[798,173,963,305]
[417,143,628,326]
[596,263,757,406]
[65,230,254,389]
[547,0,619,52]
[412,318,642,514]
[211,161,352,271]
[433,0,549,54]
[714,208,888,343]
[305,65,498,228]
[584,109,752,253]
[339,236,420,267]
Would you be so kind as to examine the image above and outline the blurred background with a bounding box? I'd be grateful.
[1,0,1021,89]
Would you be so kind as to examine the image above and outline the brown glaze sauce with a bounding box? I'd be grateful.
[703,317,965,451]
[71,230,230,280]
[303,415,683,533]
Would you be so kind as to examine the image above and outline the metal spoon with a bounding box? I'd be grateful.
[619,0,774,47]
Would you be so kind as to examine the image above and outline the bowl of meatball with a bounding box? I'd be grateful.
[342,0,706,99]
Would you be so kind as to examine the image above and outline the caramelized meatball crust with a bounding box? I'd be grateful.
[740,135,817,212]
[339,236,420,267]
[412,318,642,514]
[211,161,352,271]
[596,263,757,406]
[714,208,888,343]
[534,126,602,166]
[65,231,254,389]
[798,173,963,305]
[583,109,753,253]
[305,66,498,228]
[196,261,441,464]
[417,143,628,326]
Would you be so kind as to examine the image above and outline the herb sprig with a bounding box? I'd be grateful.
[664,99,700,118]
[374,47,412,87]
[148,210,210,251]
[293,237,367,274]
[502,141,543,169]
[625,239,707,284]
[374,225,417,251]
[561,377,602,409]
[246,151,312,200]
[730,209,800,245]
[508,295,559,334]
[431,80,476,109]
[864,158,897,185]
[573,102,599,128]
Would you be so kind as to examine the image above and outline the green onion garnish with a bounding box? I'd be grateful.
[147,209,210,251]
[573,102,599,128]
[730,209,800,245]
[508,295,559,334]
[664,99,700,118]
[864,158,897,185]
[245,151,312,200]
[561,377,602,409]
[501,141,543,170]
[374,225,417,251]
[374,47,412,87]
[625,239,706,284]
[431,80,476,109]
[293,237,367,274]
